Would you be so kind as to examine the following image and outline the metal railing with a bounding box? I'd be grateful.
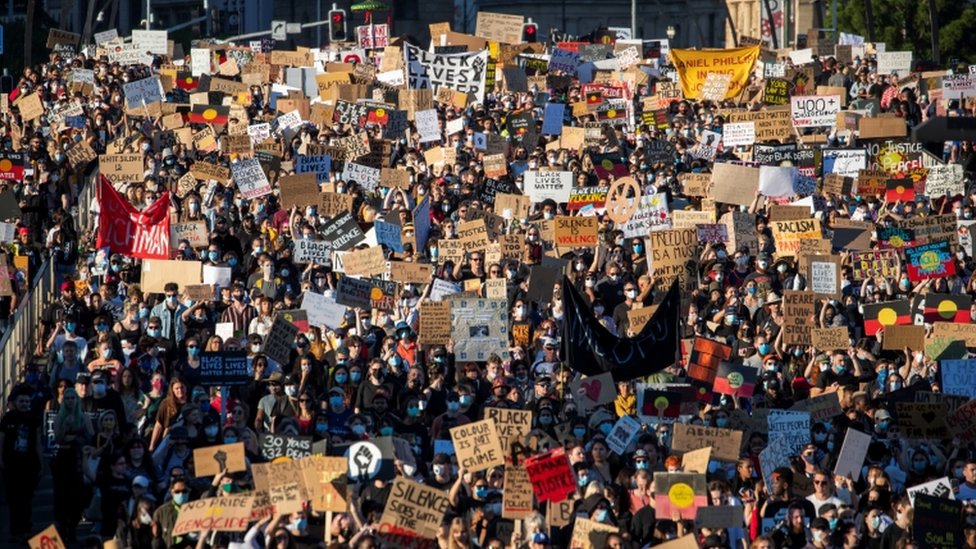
[0,170,99,406]
[0,258,55,405]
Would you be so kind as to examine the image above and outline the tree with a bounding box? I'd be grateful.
[838,0,976,64]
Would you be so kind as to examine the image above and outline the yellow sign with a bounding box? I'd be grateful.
[669,45,761,100]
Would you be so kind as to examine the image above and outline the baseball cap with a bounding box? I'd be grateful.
[133,475,151,488]
[531,532,550,545]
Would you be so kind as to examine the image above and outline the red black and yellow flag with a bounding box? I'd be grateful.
[175,73,199,91]
[923,294,971,323]
[863,300,912,336]
[0,152,25,181]
[885,179,915,203]
[187,104,229,125]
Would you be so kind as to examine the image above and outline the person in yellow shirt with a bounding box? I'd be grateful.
[614,379,636,417]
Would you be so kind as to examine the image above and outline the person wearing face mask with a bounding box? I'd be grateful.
[427,454,456,490]
[743,253,777,299]
[596,263,627,312]
[254,372,297,433]
[84,370,130,431]
[324,387,352,438]
[430,391,472,440]
[118,495,156,549]
[151,479,192,547]
[813,349,871,396]
[149,283,189,344]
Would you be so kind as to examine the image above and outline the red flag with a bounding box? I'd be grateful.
[96,176,171,259]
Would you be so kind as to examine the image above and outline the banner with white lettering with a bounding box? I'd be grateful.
[96,175,170,259]
[404,43,488,103]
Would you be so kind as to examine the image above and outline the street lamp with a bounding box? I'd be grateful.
[666,25,675,40]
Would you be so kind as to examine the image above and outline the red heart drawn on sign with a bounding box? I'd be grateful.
[581,379,602,402]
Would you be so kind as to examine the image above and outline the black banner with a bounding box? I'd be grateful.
[187,350,249,386]
[561,276,679,382]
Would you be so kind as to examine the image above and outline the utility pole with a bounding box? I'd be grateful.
[864,0,875,42]
[927,0,939,65]
[630,0,637,39]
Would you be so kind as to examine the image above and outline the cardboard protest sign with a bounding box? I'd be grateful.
[524,447,576,503]
[418,301,451,344]
[172,496,254,535]
[626,305,660,335]
[502,465,534,519]
[193,442,247,477]
[343,246,386,277]
[269,482,303,514]
[894,401,949,439]
[654,473,708,520]
[681,447,711,474]
[140,259,202,293]
[485,407,532,455]
[671,423,743,462]
[449,419,505,473]
[647,228,697,290]
[882,325,925,351]
[782,291,815,345]
[378,477,450,539]
[711,163,760,206]
[568,372,616,411]
[812,327,849,351]
[404,44,488,103]
[554,216,598,247]
[28,525,65,549]
[770,218,822,257]
[570,518,619,549]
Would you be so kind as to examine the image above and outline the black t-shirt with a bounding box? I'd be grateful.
[0,409,40,465]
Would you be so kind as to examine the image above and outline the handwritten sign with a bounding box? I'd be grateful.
[449,419,505,473]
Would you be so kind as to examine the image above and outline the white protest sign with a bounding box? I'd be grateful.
[942,74,976,99]
[606,416,641,455]
[906,477,955,507]
[247,123,271,145]
[231,158,272,199]
[191,48,212,77]
[810,259,838,296]
[294,239,333,266]
[301,291,347,329]
[415,109,441,143]
[107,43,154,66]
[621,193,671,238]
[131,30,168,54]
[790,95,841,127]
[833,428,871,480]
[94,29,119,45]
[722,122,756,147]
[548,49,581,76]
[123,76,164,108]
[404,43,488,103]
[876,51,912,76]
[925,164,965,196]
[522,171,573,203]
[341,162,381,192]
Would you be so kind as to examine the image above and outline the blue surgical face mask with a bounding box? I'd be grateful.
[475,486,489,498]
[594,509,609,522]
[208,251,219,262]
[330,396,343,407]
[224,436,237,444]
[188,347,200,358]
[447,401,460,412]
[574,427,586,438]
[335,373,348,384]
[599,423,612,435]
[716,417,728,428]
[315,423,328,434]
[173,492,189,505]
[291,518,307,532]
[459,395,473,407]
[539,415,553,426]
[351,424,366,435]
[380,426,394,436]
[577,476,589,487]
[758,343,770,355]
[147,328,161,338]
[350,372,362,383]
[406,406,420,418]
[636,461,650,470]
[65,322,76,333]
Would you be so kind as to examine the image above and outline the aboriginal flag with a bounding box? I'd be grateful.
[590,153,629,180]
[863,300,912,337]
[175,73,199,91]
[713,360,758,398]
[923,294,970,323]
[885,179,915,203]
[188,104,229,125]
[0,152,25,181]
[687,336,733,385]
[639,387,682,419]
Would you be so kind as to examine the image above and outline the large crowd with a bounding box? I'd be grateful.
[0,23,975,549]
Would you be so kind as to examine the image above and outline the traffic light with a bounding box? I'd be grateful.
[329,9,347,42]
[522,22,538,43]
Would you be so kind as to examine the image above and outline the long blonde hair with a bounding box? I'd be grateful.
[55,387,85,431]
